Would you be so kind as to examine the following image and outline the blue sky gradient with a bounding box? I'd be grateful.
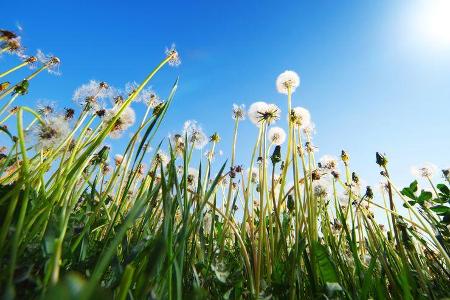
[1,0,449,189]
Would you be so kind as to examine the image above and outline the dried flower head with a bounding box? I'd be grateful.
[268,126,286,145]
[0,30,18,41]
[64,108,75,120]
[276,70,300,94]
[318,155,338,171]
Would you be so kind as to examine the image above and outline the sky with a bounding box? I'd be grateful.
[1,0,449,191]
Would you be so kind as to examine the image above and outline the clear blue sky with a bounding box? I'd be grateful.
[1,0,449,189]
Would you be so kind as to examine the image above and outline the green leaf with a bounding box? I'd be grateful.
[430,205,450,215]
[313,241,338,283]
[401,181,418,200]
[437,184,450,196]
[417,190,432,205]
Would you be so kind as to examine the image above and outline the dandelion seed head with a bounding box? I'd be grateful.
[246,167,259,184]
[303,122,316,136]
[268,126,286,145]
[151,149,170,170]
[165,44,181,67]
[170,133,185,156]
[276,70,300,94]
[183,120,207,149]
[248,101,268,126]
[141,89,162,108]
[31,115,70,151]
[1,37,25,57]
[187,167,198,186]
[232,104,246,121]
[103,106,136,138]
[114,154,124,166]
[36,49,61,75]
[410,163,437,178]
[290,106,311,127]
[73,80,113,111]
[318,155,338,171]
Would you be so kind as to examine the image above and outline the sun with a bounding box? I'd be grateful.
[413,0,450,48]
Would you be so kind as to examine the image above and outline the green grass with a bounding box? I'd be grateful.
[1,31,450,299]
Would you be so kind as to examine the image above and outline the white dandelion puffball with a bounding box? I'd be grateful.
[73,80,113,110]
[103,106,136,138]
[183,120,207,149]
[276,70,300,94]
[232,104,246,121]
[410,163,438,178]
[290,106,311,127]
[32,116,70,150]
[268,126,286,145]
[151,149,170,170]
[248,101,268,126]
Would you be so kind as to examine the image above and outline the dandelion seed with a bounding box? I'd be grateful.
[165,44,181,67]
[410,163,438,178]
[183,120,207,149]
[232,104,246,121]
[276,70,300,94]
[268,126,286,145]
[31,115,70,150]
[103,106,136,138]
